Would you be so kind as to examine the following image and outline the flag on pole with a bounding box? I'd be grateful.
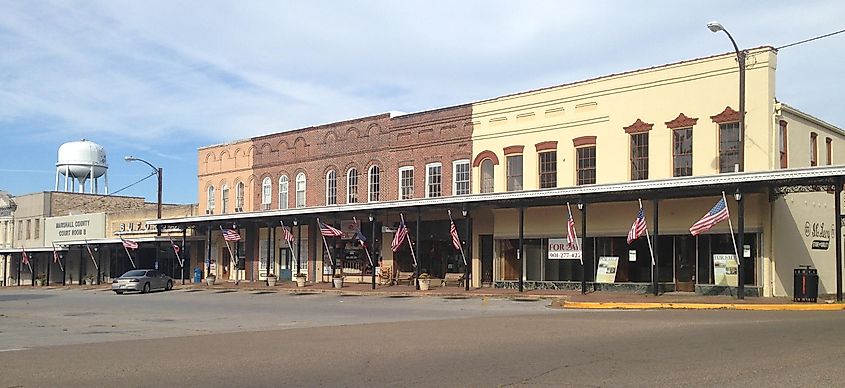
[52,244,60,263]
[122,239,139,249]
[172,242,181,255]
[355,228,367,247]
[222,229,241,242]
[449,220,461,251]
[282,226,294,242]
[566,207,579,250]
[318,221,343,237]
[627,207,647,244]
[21,247,30,266]
[689,197,730,236]
[391,218,408,252]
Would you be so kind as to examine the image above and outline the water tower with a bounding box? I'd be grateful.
[55,139,109,194]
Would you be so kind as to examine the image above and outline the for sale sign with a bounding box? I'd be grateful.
[548,238,582,260]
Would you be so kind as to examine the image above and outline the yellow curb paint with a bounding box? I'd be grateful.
[562,301,845,311]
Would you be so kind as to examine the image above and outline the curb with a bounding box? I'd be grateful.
[559,301,845,311]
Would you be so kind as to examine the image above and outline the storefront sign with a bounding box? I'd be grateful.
[812,240,830,250]
[596,256,619,283]
[628,250,637,262]
[548,238,582,260]
[713,254,738,287]
[46,213,106,243]
[804,220,833,251]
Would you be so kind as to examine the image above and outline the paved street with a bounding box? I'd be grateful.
[2,288,845,387]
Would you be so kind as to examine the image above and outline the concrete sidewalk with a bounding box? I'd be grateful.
[15,280,845,311]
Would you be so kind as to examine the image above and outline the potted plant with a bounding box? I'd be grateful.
[295,273,307,287]
[418,272,431,291]
[205,273,216,286]
[84,274,95,286]
[332,271,344,288]
[266,272,277,287]
[35,273,46,286]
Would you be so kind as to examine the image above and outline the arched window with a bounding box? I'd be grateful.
[221,184,229,213]
[261,177,272,209]
[235,182,245,212]
[481,159,494,193]
[347,168,358,204]
[295,173,306,208]
[207,185,216,214]
[278,176,289,210]
[325,170,337,205]
[368,165,380,202]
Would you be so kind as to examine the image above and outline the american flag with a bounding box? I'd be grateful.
[122,239,139,249]
[53,245,60,263]
[318,221,343,237]
[566,211,579,250]
[690,197,730,236]
[172,243,181,254]
[21,247,29,266]
[222,229,241,241]
[282,226,294,242]
[627,207,647,244]
[391,219,408,252]
[450,220,462,251]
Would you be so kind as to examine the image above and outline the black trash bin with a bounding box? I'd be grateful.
[793,265,819,303]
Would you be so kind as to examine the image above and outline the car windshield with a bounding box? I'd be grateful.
[122,270,147,277]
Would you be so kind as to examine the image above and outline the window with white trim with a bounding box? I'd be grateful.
[235,182,245,212]
[262,177,272,209]
[221,184,229,213]
[207,185,216,214]
[452,160,470,195]
[399,166,414,200]
[278,176,288,210]
[295,173,306,208]
[480,159,494,194]
[368,165,380,202]
[425,162,442,198]
[326,170,337,205]
[347,168,358,204]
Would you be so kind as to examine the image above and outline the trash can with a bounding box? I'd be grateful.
[193,268,202,284]
[793,265,818,303]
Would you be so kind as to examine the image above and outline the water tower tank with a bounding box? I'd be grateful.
[55,139,109,194]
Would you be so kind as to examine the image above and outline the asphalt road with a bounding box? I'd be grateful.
[2,288,844,387]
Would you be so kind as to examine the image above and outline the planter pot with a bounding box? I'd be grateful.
[35,279,45,287]
[85,279,95,285]
[419,279,431,291]
[267,277,277,287]
[332,277,344,288]
[296,277,307,287]
[206,277,216,286]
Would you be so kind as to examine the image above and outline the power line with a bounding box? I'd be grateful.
[777,28,845,50]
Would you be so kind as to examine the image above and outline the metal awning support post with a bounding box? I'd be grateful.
[415,208,421,290]
[653,199,660,296]
[835,179,843,302]
[17,253,21,286]
[737,189,745,300]
[465,209,472,291]
[46,253,51,286]
[581,202,588,295]
[97,247,102,285]
[296,222,302,277]
[181,228,187,285]
[206,225,212,277]
[518,207,524,293]
[371,215,377,290]
[266,222,273,285]
[61,253,66,286]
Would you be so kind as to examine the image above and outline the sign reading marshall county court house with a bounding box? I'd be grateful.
[46,213,106,243]
[548,238,582,260]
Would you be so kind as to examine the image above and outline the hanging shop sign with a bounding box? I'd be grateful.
[596,256,620,283]
[548,238,582,260]
[713,254,738,287]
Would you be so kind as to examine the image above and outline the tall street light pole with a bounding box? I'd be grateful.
[125,156,163,235]
[708,21,746,172]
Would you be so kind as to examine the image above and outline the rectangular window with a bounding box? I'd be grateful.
[399,167,414,200]
[480,159,495,194]
[778,121,788,169]
[25,219,31,240]
[33,219,39,240]
[810,132,818,166]
[719,122,740,173]
[630,133,649,180]
[506,155,523,191]
[538,151,557,189]
[368,167,380,202]
[576,146,596,185]
[673,128,693,177]
[17,220,22,241]
[452,160,470,195]
[826,137,833,165]
[425,163,442,198]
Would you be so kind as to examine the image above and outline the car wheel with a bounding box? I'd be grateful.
[143,283,150,293]
[114,291,124,295]
[165,280,173,291]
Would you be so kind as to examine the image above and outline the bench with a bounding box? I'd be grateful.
[441,273,466,287]
[395,271,416,286]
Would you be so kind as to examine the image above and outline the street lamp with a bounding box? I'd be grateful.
[125,156,163,235]
[707,21,746,172]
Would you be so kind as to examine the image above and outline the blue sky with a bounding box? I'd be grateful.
[1,1,844,204]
